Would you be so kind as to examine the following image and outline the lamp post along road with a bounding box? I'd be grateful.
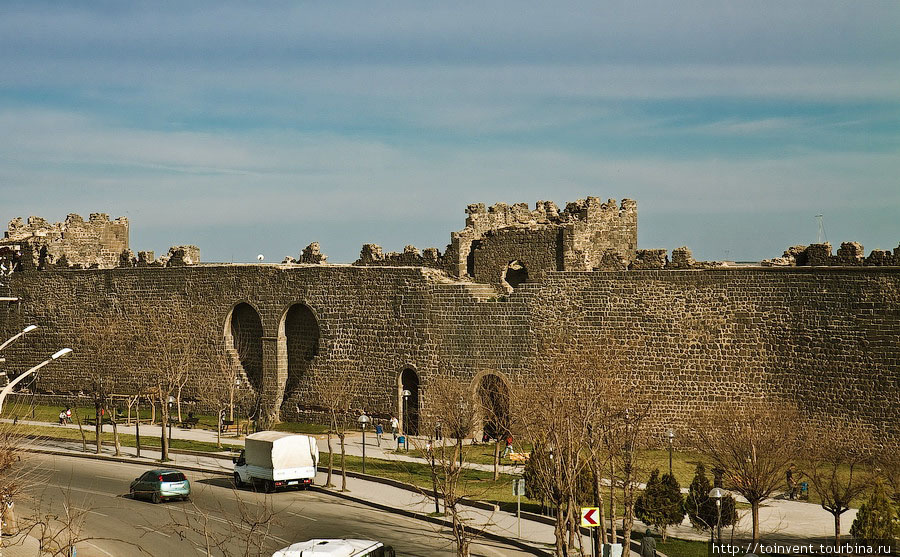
[401,389,411,451]
[358,413,370,474]
[0,348,72,414]
[709,487,725,543]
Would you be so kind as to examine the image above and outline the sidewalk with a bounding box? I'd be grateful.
[4,418,857,543]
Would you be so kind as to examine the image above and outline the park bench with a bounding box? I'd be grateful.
[180,416,200,429]
[509,451,530,464]
[220,420,238,434]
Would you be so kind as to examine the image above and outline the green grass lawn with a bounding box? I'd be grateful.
[7,422,242,453]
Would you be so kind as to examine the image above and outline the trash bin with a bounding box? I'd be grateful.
[397,435,405,445]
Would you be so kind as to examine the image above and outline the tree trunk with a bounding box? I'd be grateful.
[161,405,170,461]
[229,387,235,421]
[609,459,617,544]
[594,458,607,544]
[135,398,141,458]
[751,500,760,544]
[95,403,102,454]
[554,504,566,557]
[216,408,222,449]
[176,384,183,422]
[493,440,500,481]
[108,406,121,457]
[833,512,841,549]
[339,432,347,492]
[326,431,334,488]
[74,410,87,452]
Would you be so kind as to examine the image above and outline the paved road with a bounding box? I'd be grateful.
[13,453,537,557]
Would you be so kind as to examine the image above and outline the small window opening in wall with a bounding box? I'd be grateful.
[501,260,528,291]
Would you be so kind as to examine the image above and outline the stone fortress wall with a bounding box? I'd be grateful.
[1,199,898,446]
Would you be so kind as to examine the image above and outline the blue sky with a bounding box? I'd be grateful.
[1,1,898,263]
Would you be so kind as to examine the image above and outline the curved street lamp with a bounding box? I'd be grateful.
[0,325,38,353]
[708,487,726,543]
[401,389,411,451]
[358,413,370,473]
[0,347,72,414]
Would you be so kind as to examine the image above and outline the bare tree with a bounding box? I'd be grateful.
[692,401,802,544]
[801,419,876,547]
[169,488,280,557]
[318,368,359,491]
[73,311,132,456]
[512,352,616,556]
[419,374,482,557]
[135,300,209,462]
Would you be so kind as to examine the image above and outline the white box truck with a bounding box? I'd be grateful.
[233,431,319,492]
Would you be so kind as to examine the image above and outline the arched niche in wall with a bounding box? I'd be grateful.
[224,302,264,392]
[282,303,320,397]
[398,368,420,436]
[476,372,510,440]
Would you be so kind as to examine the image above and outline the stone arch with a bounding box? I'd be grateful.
[501,260,528,291]
[280,303,321,398]
[398,367,420,436]
[224,302,264,392]
[474,371,511,440]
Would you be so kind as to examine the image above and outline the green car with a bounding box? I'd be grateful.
[129,469,191,503]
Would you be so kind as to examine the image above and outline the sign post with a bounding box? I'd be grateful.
[513,479,525,537]
[581,507,600,557]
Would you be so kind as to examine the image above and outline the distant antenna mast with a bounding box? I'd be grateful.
[815,214,827,244]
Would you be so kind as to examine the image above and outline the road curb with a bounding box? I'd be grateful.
[23,447,552,556]
[309,485,551,556]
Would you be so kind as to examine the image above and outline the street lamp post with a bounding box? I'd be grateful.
[164,395,175,460]
[357,413,370,474]
[0,324,37,353]
[709,487,725,544]
[401,389,411,452]
[0,347,72,414]
[666,429,675,476]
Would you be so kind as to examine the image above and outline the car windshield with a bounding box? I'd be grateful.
[161,472,186,482]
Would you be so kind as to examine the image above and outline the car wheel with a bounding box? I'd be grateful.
[264,480,275,494]
[182,495,191,502]
[233,472,243,488]
[151,492,161,504]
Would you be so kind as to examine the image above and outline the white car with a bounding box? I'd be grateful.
[272,539,395,557]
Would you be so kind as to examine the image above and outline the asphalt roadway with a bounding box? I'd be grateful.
[12,452,536,557]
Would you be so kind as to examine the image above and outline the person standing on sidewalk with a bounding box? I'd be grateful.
[375,422,383,447]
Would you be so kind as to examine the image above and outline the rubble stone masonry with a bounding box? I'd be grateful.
[3,264,898,446]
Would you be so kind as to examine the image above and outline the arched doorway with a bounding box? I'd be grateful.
[226,302,264,392]
[477,373,510,440]
[283,303,320,397]
[502,260,528,290]
[399,368,420,436]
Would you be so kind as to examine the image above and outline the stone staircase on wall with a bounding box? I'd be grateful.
[434,282,503,302]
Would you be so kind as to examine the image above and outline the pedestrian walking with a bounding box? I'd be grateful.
[502,434,513,458]
[58,410,66,425]
[390,415,399,441]
[375,422,383,447]
[65,407,72,424]
[640,528,656,557]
